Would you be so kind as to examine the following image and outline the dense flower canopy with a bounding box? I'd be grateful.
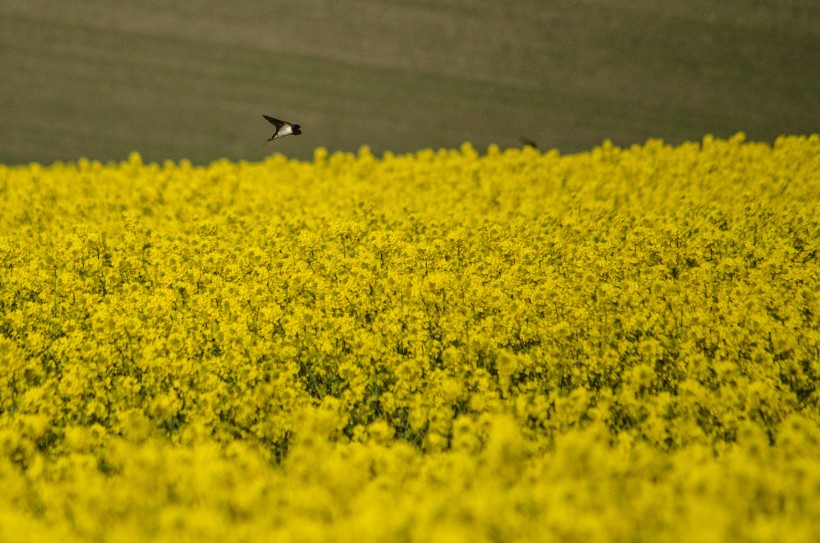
[0,134,818,542]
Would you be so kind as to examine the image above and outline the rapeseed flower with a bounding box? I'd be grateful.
[0,135,818,542]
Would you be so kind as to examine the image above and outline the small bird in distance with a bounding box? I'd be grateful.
[519,137,538,150]
[262,115,302,143]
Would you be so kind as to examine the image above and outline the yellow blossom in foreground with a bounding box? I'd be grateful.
[0,134,819,542]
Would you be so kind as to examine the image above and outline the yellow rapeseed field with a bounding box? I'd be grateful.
[1,134,818,542]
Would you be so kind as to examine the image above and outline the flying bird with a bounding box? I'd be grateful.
[263,115,302,142]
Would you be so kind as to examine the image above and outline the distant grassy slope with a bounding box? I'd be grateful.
[1,0,818,163]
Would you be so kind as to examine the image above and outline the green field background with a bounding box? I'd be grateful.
[1,0,818,164]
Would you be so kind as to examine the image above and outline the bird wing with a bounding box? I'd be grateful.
[263,115,287,129]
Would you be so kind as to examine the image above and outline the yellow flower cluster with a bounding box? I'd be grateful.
[1,134,818,542]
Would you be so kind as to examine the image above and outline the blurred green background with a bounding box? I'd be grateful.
[1,0,818,164]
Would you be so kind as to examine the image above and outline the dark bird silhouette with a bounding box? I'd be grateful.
[263,115,302,142]
[519,137,538,150]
